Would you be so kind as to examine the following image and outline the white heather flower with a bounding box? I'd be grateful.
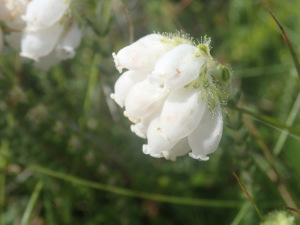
[22,0,71,31]
[20,23,64,60]
[0,0,82,68]
[111,32,231,161]
[35,22,82,70]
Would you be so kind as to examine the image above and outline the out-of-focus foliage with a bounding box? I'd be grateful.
[0,0,300,224]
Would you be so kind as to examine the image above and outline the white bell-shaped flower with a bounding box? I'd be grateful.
[162,138,190,161]
[1,0,81,69]
[20,23,64,60]
[0,0,28,29]
[125,79,167,122]
[188,107,223,161]
[55,22,82,60]
[111,32,231,161]
[160,87,207,142]
[143,117,179,158]
[150,44,206,89]
[113,34,174,73]
[22,0,71,31]
[111,70,148,108]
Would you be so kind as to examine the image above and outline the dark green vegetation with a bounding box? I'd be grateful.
[0,0,300,224]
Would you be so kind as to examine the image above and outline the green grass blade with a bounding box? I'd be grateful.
[266,7,300,78]
[28,164,242,208]
[83,53,101,113]
[230,201,251,225]
[273,92,300,155]
[20,181,44,225]
[228,104,300,139]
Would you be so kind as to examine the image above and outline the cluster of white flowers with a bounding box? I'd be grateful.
[111,33,231,161]
[0,0,82,69]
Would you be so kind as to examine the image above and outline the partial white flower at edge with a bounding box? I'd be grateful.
[111,33,231,161]
[0,0,81,69]
[34,22,82,70]
[22,0,71,31]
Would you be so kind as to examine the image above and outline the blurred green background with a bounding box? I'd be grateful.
[0,0,300,224]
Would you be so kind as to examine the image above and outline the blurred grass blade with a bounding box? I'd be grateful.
[228,104,300,139]
[83,53,101,113]
[20,181,43,225]
[29,164,241,208]
[232,172,263,220]
[0,140,9,225]
[273,92,300,155]
[230,201,251,225]
[266,7,300,78]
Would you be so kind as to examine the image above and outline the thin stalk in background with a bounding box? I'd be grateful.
[28,164,242,208]
[273,92,300,155]
[243,115,298,209]
[20,181,44,225]
[230,201,251,225]
[232,172,263,220]
[266,7,300,79]
[228,104,300,139]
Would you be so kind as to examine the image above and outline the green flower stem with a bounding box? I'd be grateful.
[28,164,241,208]
[228,104,300,139]
[273,92,300,155]
[20,181,44,225]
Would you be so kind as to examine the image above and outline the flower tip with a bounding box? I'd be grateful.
[131,124,146,138]
[162,151,176,161]
[189,152,209,161]
[110,93,115,100]
[142,144,149,154]
[112,52,122,73]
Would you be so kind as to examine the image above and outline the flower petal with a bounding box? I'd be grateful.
[125,79,167,122]
[20,23,64,60]
[113,34,174,73]
[188,108,223,161]
[162,137,190,161]
[55,22,82,60]
[160,87,206,142]
[111,70,148,108]
[22,0,70,30]
[150,44,205,89]
[143,117,179,158]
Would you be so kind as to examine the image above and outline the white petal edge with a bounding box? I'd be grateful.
[188,108,223,161]
[162,137,190,161]
[111,70,148,108]
[143,116,179,158]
